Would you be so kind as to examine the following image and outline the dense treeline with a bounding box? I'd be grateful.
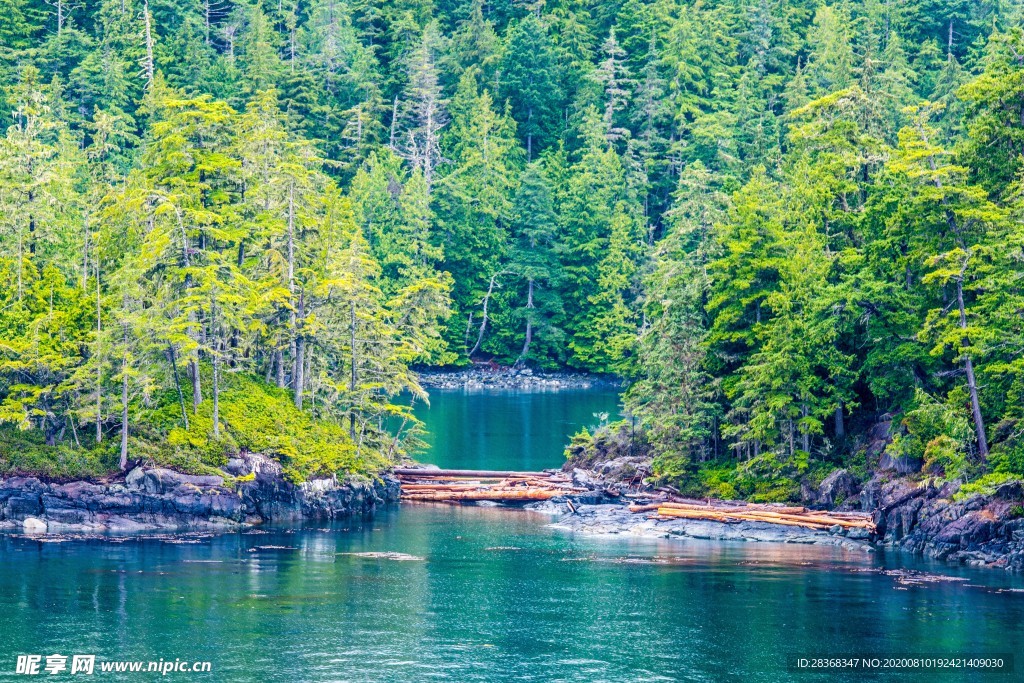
[0,0,1022,486]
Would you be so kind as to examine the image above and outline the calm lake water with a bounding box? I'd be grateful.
[2,389,1023,682]
[411,387,622,471]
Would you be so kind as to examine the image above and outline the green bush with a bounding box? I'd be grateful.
[0,370,389,482]
[954,472,1022,501]
[886,389,974,479]
[0,427,113,479]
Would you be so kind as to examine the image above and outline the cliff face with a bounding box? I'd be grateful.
[0,454,399,533]
[864,478,1024,571]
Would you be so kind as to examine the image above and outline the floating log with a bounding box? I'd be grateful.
[402,489,564,501]
[654,507,835,530]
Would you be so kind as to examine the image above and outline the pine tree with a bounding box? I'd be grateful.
[434,69,521,358]
[506,162,564,367]
[500,14,563,159]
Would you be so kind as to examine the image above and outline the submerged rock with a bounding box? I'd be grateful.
[0,454,399,533]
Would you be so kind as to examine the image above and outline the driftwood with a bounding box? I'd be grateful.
[395,468,576,504]
[630,499,875,532]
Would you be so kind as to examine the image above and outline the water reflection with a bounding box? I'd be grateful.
[2,506,1021,682]
[414,388,622,471]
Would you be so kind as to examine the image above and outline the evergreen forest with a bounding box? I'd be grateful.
[2,0,1024,497]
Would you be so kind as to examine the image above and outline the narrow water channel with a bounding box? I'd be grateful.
[412,387,622,471]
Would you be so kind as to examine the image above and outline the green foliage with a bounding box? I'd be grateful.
[954,472,1022,502]
[0,426,111,479]
[887,389,974,479]
[153,372,384,482]
[651,453,832,504]
[2,0,1024,496]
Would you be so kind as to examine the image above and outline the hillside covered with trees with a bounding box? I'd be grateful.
[0,0,1023,492]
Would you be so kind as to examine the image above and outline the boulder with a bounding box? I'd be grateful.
[815,469,860,507]
[140,468,224,494]
[22,517,46,533]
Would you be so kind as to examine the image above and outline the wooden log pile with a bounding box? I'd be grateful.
[395,468,582,503]
[628,500,875,532]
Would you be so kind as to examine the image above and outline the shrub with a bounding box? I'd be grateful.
[954,472,1022,501]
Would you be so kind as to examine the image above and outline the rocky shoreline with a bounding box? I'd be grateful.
[0,453,399,533]
[533,500,873,551]
[4,452,1023,573]
[417,366,622,391]
[866,476,1024,571]
[532,464,1024,571]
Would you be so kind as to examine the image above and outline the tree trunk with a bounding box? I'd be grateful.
[349,299,357,439]
[515,278,535,368]
[801,403,810,453]
[212,339,220,438]
[95,261,102,444]
[265,348,275,382]
[275,348,285,388]
[834,403,845,441]
[119,325,129,471]
[189,356,202,412]
[168,345,189,431]
[469,273,500,358]
[293,291,305,409]
[956,278,989,458]
[287,184,297,389]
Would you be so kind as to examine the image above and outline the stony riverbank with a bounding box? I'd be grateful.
[417,366,622,391]
[0,453,399,533]
[549,460,1024,570]
[534,500,874,551]
[866,476,1024,571]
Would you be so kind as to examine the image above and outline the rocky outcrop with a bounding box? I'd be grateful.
[863,476,1024,571]
[538,501,871,550]
[0,453,399,533]
[802,468,862,508]
[418,367,621,391]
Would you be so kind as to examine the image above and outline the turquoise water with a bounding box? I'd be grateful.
[1,507,1023,682]
[1,389,1023,682]
[411,387,622,471]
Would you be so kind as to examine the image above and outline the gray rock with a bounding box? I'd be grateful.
[864,474,1024,570]
[125,467,146,490]
[222,458,249,476]
[816,469,861,507]
[878,452,923,474]
[0,464,400,533]
[548,503,873,551]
